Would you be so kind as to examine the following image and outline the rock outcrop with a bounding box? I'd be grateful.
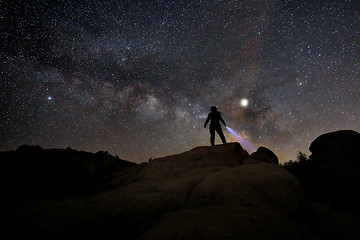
[309,130,360,173]
[2,143,306,240]
[307,130,360,214]
[283,130,360,240]
[248,146,279,164]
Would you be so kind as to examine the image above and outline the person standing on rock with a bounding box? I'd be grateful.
[204,106,227,146]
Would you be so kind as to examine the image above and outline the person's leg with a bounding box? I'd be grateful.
[210,128,215,146]
[216,127,227,144]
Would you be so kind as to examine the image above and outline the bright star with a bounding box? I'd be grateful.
[240,98,249,107]
[47,96,53,100]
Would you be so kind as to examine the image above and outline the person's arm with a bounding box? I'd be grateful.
[219,114,226,126]
[204,113,210,128]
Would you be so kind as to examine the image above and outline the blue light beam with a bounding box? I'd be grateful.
[226,126,257,153]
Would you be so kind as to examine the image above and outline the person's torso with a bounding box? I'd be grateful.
[209,112,221,127]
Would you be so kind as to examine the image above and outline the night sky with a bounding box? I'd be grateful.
[1,0,359,163]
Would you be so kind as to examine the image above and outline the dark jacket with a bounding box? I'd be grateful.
[204,111,226,129]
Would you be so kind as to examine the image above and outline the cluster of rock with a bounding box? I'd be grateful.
[2,130,360,240]
[2,143,305,239]
[284,130,360,240]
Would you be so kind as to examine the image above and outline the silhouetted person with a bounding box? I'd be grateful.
[204,106,227,146]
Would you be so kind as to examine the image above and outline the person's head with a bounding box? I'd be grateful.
[210,106,217,113]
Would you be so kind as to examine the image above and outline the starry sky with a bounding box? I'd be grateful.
[1,0,359,163]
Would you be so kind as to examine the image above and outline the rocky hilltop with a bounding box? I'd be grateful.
[1,130,360,240]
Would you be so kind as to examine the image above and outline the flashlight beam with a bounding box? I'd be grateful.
[226,126,256,153]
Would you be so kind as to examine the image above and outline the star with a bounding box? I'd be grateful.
[240,99,249,107]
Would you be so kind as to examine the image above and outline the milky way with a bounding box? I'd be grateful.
[1,0,359,163]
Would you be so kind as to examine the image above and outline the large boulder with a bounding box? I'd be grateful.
[135,143,246,180]
[135,162,304,240]
[248,146,279,164]
[307,130,360,214]
[309,130,360,173]
[111,143,248,185]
